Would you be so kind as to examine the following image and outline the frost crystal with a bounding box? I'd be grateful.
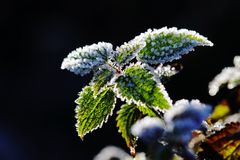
[61,42,113,76]
[131,117,165,143]
[155,64,178,81]
[164,99,211,144]
[134,27,213,64]
[209,55,240,96]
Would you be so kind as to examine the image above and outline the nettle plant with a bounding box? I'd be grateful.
[61,27,213,158]
[93,55,240,160]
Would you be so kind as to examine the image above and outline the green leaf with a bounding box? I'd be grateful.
[116,104,143,150]
[113,42,144,66]
[115,63,172,110]
[135,27,213,64]
[90,67,114,95]
[137,105,158,117]
[75,86,116,139]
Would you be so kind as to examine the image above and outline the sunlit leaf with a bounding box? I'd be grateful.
[135,27,213,64]
[75,86,116,139]
[115,63,172,110]
[116,104,143,154]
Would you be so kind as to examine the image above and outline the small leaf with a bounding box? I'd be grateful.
[75,86,116,139]
[61,42,114,76]
[113,41,144,66]
[116,104,143,151]
[90,66,115,95]
[135,27,213,64]
[115,63,172,110]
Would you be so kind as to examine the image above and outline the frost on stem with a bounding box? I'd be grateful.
[61,42,114,76]
[209,55,240,96]
[164,99,212,144]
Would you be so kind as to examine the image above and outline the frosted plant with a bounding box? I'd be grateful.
[93,146,146,160]
[131,99,212,160]
[209,55,240,96]
[131,117,165,143]
[61,27,212,154]
[164,99,212,144]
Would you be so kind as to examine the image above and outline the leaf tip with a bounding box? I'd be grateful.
[79,135,85,141]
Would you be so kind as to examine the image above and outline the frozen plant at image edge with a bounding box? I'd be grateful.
[131,99,212,160]
[209,55,240,96]
[94,146,147,160]
[61,26,213,155]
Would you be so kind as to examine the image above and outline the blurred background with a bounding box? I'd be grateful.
[1,0,240,159]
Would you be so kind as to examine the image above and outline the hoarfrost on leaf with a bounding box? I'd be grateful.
[90,65,115,96]
[75,86,116,139]
[209,55,240,96]
[134,27,213,64]
[61,42,114,76]
[114,63,172,110]
[113,41,145,67]
[116,104,142,150]
[155,64,179,82]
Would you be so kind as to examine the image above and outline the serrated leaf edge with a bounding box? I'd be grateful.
[113,62,173,112]
[74,86,117,139]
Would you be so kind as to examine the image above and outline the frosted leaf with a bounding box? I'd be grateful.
[61,42,114,76]
[75,86,116,139]
[113,41,145,67]
[209,66,240,96]
[90,65,115,96]
[116,104,142,150]
[114,62,172,110]
[134,27,213,64]
[131,116,165,143]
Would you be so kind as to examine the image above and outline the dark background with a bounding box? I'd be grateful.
[1,0,240,160]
